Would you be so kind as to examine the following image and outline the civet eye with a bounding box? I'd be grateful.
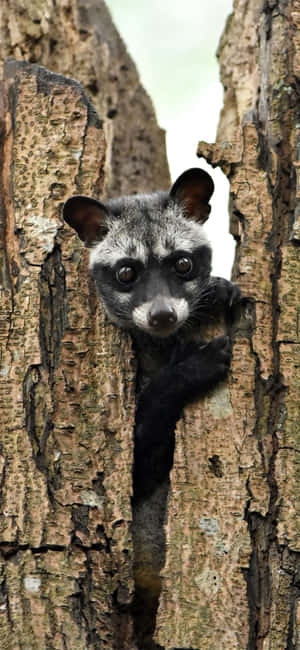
[174,256,193,276]
[116,265,137,284]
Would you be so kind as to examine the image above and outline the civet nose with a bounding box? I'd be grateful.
[148,304,177,329]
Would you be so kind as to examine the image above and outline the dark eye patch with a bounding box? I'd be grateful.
[114,258,144,291]
[163,250,195,280]
[163,246,212,281]
[116,265,137,284]
[174,256,193,276]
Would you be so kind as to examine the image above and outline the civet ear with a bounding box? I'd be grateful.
[63,195,109,246]
[170,168,214,224]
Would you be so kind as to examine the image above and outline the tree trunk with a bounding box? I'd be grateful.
[0,59,138,649]
[0,0,170,197]
[1,1,300,650]
[0,3,170,648]
[156,0,300,648]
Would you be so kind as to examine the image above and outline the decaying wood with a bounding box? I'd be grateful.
[156,1,300,648]
[0,0,170,197]
[0,60,137,649]
[1,1,300,649]
[0,3,172,648]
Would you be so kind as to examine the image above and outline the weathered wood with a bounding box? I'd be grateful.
[1,2,300,649]
[0,5,171,648]
[0,0,170,197]
[0,60,136,649]
[156,1,300,648]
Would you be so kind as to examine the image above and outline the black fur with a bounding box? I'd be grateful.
[132,275,239,502]
[63,168,241,502]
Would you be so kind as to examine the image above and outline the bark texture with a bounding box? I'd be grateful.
[0,60,137,649]
[0,4,170,647]
[1,1,300,650]
[155,1,300,649]
[0,0,170,197]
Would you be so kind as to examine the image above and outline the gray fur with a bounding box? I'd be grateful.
[89,193,210,270]
[63,168,215,339]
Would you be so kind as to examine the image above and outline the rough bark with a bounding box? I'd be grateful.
[0,60,137,649]
[0,4,171,647]
[0,0,170,197]
[156,1,300,649]
[1,2,300,650]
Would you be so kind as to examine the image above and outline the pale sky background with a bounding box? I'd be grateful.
[105,0,235,278]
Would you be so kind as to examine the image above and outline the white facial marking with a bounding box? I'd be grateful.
[115,292,131,304]
[132,298,189,333]
[89,238,148,270]
[89,245,119,269]
[132,301,152,330]
[151,212,210,260]
[151,239,170,259]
